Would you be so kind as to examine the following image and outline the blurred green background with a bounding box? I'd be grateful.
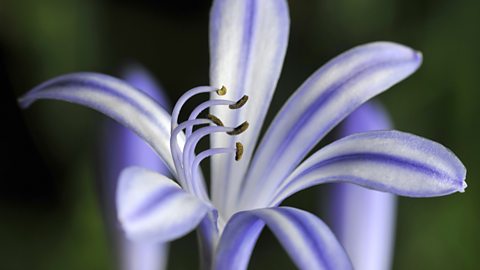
[1,0,479,269]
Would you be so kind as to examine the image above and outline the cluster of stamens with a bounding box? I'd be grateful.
[169,85,249,200]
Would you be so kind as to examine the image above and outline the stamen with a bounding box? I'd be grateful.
[207,114,224,126]
[185,99,234,137]
[171,86,218,131]
[229,95,249,109]
[168,83,251,201]
[235,142,244,161]
[192,148,235,179]
[216,86,227,96]
[226,121,249,135]
[190,147,235,197]
[183,125,233,173]
[170,118,211,188]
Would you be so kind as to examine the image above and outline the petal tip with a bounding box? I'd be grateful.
[414,50,423,61]
[412,50,423,67]
[459,181,468,193]
[17,95,32,109]
[456,161,467,193]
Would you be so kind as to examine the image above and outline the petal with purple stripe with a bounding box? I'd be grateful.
[214,207,352,270]
[117,167,210,243]
[240,42,422,209]
[268,130,467,207]
[19,72,181,175]
[209,0,290,213]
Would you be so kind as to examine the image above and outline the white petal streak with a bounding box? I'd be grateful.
[214,207,352,270]
[117,167,210,243]
[241,42,422,208]
[270,131,467,206]
[209,0,289,212]
[19,72,181,175]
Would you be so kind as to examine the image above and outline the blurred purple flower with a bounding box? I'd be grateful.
[99,64,169,270]
[20,0,467,269]
[330,101,396,270]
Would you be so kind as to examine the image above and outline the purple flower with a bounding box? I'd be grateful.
[20,0,466,269]
[330,101,396,270]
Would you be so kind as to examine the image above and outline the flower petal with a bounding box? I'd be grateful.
[214,207,352,270]
[240,42,422,207]
[209,0,290,212]
[338,100,391,135]
[117,167,211,243]
[121,242,168,270]
[121,64,171,111]
[100,65,171,270]
[268,130,466,207]
[331,185,396,270]
[19,72,180,175]
[330,101,396,270]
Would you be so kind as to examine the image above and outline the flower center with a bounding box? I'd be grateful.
[169,85,248,201]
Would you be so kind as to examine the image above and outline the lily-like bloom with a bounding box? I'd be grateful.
[330,101,396,270]
[20,0,466,269]
[99,65,170,270]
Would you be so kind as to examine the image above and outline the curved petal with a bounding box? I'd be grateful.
[209,0,290,213]
[240,42,422,208]
[214,207,352,270]
[100,65,171,270]
[117,167,211,243]
[268,130,466,207]
[330,101,396,270]
[19,72,181,175]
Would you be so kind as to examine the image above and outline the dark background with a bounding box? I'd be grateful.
[1,0,479,269]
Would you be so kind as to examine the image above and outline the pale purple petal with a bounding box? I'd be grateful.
[120,242,168,270]
[339,101,391,135]
[240,42,422,209]
[100,65,171,270]
[331,185,396,270]
[19,72,181,175]
[330,101,396,270]
[214,207,352,270]
[269,130,467,207]
[197,212,221,270]
[209,0,290,214]
[117,167,210,243]
[122,64,170,110]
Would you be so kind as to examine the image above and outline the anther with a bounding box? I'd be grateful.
[229,95,249,109]
[207,113,224,126]
[216,86,227,96]
[235,142,244,161]
[227,121,249,135]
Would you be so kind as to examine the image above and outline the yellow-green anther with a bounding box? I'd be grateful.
[207,113,224,126]
[235,142,244,161]
[229,95,249,109]
[227,121,249,135]
[216,86,227,96]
